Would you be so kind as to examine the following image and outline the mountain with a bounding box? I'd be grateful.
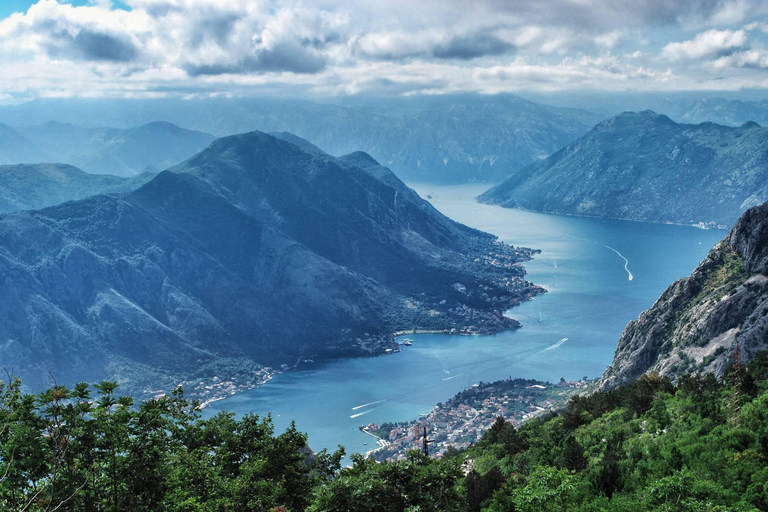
[0,123,47,164]
[598,201,768,390]
[13,121,216,176]
[0,131,541,395]
[0,163,154,213]
[479,111,768,227]
[0,96,599,183]
[375,95,592,183]
[269,131,328,155]
[676,98,768,127]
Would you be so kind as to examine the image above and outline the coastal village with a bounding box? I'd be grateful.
[362,377,591,461]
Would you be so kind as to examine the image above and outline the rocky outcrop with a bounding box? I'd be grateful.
[599,202,768,390]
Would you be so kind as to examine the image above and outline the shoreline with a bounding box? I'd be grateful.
[360,426,390,458]
[477,201,731,231]
[191,318,528,409]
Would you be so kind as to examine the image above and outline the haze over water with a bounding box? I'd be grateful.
[206,184,725,459]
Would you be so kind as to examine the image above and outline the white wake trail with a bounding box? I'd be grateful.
[602,244,634,281]
[544,338,569,351]
[350,408,378,419]
[566,235,633,281]
[351,400,385,411]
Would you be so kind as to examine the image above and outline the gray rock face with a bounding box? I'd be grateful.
[0,131,541,395]
[0,163,153,214]
[479,111,768,227]
[598,202,768,390]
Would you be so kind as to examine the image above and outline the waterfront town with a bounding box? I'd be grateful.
[362,376,592,461]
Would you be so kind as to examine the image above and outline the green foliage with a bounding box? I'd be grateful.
[309,451,462,512]
[0,379,343,512]
[2,354,768,511]
[456,364,768,512]
[696,249,747,303]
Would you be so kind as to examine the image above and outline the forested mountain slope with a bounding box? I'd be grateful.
[0,131,540,395]
[480,111,768,227]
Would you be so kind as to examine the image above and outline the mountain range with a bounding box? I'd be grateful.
[0,131,540,395]
[0,95,601,183]
[0,121,215,176]
[0,163,154,214]
[599,200,768,390]
[674,98,768,127]
[479,111,768,227]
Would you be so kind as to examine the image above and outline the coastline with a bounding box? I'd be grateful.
[360,426,391,458]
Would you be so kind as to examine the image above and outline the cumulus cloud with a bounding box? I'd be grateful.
[0,0,767,99]
[661,29,748,61]
[51,28,138,61]
[713,49,768,69]
[433,33,513,60]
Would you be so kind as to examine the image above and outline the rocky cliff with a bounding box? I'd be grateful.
[599,202,768,390]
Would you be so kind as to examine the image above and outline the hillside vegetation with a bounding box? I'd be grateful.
[3,354,768,511]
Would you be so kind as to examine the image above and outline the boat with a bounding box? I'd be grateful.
[400,338,414,346]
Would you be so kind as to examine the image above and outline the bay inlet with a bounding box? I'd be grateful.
[205,184,725,459]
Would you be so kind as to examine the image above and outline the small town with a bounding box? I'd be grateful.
[363,377,591,461]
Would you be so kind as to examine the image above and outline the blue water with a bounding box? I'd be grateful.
[206,184,725,459]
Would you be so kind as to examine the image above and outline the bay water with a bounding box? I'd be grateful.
[206,184,725,458]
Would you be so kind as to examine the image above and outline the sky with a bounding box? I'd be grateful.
[0,0,767,102]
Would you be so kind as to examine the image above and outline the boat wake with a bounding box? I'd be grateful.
[602,244,634,281]
[442,373,464,381]
[544,338,569,351]
[351,400,385,411]
[567,236,634,281]
[350,408,377,419]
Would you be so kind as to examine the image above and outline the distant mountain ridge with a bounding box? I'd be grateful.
[0,123,44,164]
[480,111,768,227]
[0,131,541,395]
[0,95,600,183]
[0,121,215,176]
[676,98,768,127]
[0,163,154,213]
[599,201,768,390]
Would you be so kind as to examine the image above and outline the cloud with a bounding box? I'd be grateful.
[1,0,768,99]
[53,27,137,61]
[433,33,514,60]
[185,42,327,75]
[352,29,516,62]
[661,29,748,61]
[713,49,768,69]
